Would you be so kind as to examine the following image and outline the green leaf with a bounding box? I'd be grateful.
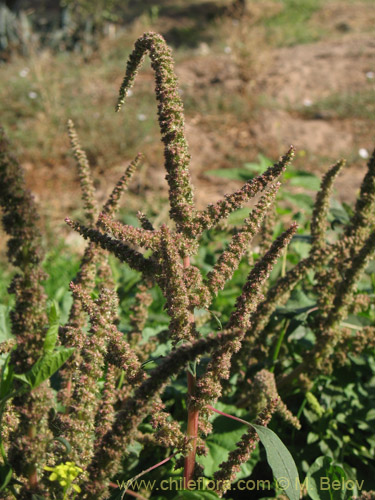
[0,354,13,401]
[228,207,251,225]
[48,300,59,325]
[205,154,273,181]
[209,310,222,330]
[14,348,74,389]
[0,463,12,492]
[289,174,321,191]
[0,305,13,342]
[142,325,166,342]
[43,303,60,353]
[251,424,300,500]
[282,192,314,210]
[244,154,273,172]
[53,436,71,454]
[205,167,254,181]
[306,456,348,500]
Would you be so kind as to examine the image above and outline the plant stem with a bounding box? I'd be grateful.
[183,255,199,488]
[121,451,179,493]
[28,424,38,490]
[207,404,251,427]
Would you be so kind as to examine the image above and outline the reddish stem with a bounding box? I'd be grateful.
[182,255,198,488]
[207,404,251,427]
[184,371,199,487]
[125,451,178,487]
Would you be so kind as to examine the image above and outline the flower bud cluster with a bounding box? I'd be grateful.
[310,160,345,250]
[195,225,297,410]
[345,148,375,237]
[190,148,294,237]
[248,369,300,429]
[117,32,195,229]
[85,330,239,496]
[0,129,55,495]
[102,154,142,217]
[151,399,192,453]
[206,185,280,295]
[67,120,98,225]
[129,281,153,352]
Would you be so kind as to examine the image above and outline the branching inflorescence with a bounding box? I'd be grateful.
[0,31,374,500]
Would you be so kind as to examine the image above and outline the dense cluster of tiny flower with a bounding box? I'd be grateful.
[84,330,240,497]
[310,159,345,250]
[116,32,195,230]
[151,398,192,453]
[206,184,280,295]
[247,369,300,429]
[236,149,375,391]
[68,119,98,226]
[195,224,297,412]
[129,281,153,354]
[0,128,55,498]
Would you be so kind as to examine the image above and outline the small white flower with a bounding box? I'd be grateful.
[19,68,29,78]
[137,113,146,121]
[366,71,374,79]
[224,46,232,54]
[303,98,313,107]
[359,148,369,159]
[28,91,38,99]
[126,89,133,97]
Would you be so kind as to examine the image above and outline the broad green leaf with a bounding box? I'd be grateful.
[14,347,74,389]
[306,456,348,500]
[251,424,300,500]
[127,441,143,457]
[329,199,350,224]
[0,463,12,492]
[205,154,273,181]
